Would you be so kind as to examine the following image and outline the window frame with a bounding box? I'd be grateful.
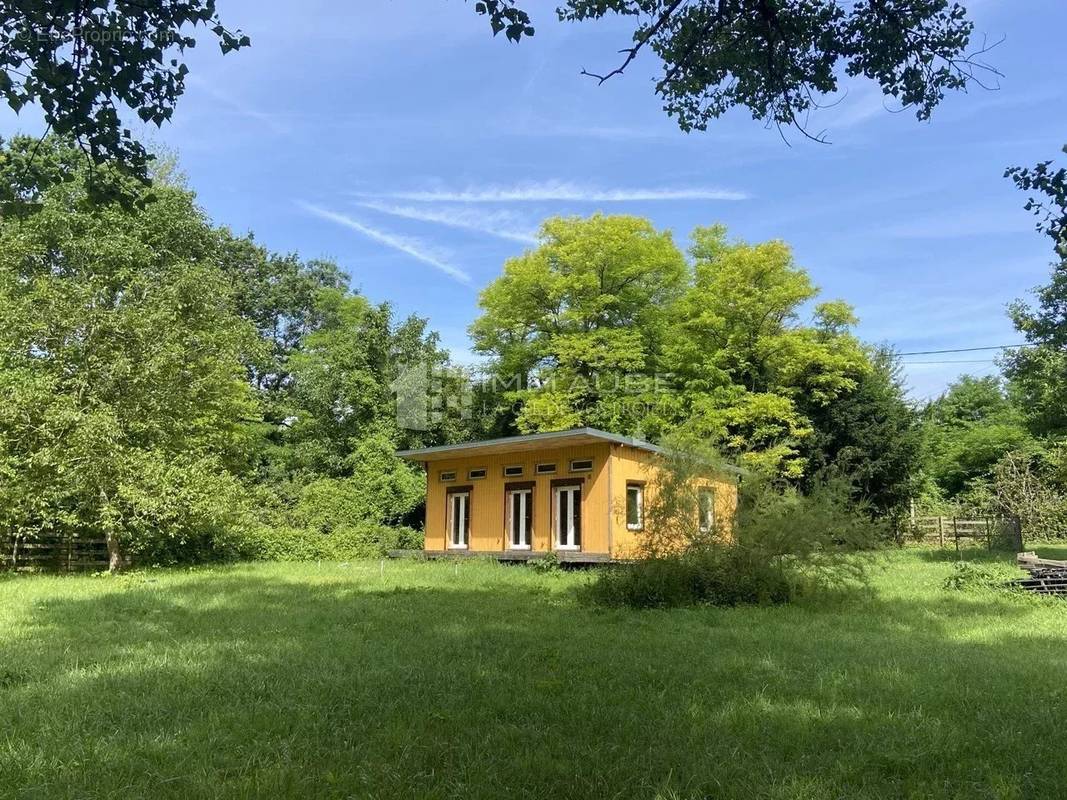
[569,458,594,473]
[626,481,645,531]
[446,486,472,549]
[535,462,557,475]
[698,487,715,534]
[505,481,535,550]
[552,479,583,551]
[439,470,457,482]
[503,464,524,478]
[467,467,487,480]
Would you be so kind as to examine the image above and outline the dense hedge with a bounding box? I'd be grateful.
[238,523,423,561]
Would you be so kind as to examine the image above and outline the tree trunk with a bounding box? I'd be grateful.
[106,532,126,573]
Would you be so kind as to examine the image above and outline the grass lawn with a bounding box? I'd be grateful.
[3,547,1067,800]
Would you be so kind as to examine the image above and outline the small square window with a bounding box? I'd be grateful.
[468,468,487,480]
[535,463,557,475]
[503,465,524,477]
[439,470,456,482]
[569,459,593,473]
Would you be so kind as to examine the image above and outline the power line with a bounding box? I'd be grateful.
[896,343,1031,356]
[902,358,999,365]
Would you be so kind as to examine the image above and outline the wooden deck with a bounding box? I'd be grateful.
[388,549,612,564]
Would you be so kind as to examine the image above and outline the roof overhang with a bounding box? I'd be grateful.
[396,427,663,463]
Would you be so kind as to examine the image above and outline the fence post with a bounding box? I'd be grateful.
[985,517,992,551]
[953,517,960,558]
[938,516,944,549]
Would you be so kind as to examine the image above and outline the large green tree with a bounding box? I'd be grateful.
[470,214,688,434]
[919,375,1032,501]
[0,136,259,570]
[799,347,921,519]
[471,215,873,481]
[665,225,869,476]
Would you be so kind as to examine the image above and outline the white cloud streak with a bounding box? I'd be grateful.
[357,201,538,244]
[356,180,749,203]
[298,202,472,285]
[188,76,291,135]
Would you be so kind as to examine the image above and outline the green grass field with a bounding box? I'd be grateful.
[2,547,1066,800]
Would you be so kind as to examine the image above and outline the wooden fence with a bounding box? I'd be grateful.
[2,534,109,572]
[908,516,1023,553]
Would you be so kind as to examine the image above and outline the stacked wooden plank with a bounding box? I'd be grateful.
[1011,552,1067,596]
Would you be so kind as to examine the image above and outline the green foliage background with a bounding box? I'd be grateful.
[5,134,1067,566]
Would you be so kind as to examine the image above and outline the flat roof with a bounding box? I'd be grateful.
[396,427,664,462]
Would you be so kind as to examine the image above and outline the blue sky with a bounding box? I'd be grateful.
[5,0,1066,400]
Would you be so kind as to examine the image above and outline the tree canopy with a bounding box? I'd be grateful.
[0,1,998,193]
[0,1,249,196]
[470,214,912,492]
[0,136,259,569]
[0,136,468,568]
[474,0,998,141]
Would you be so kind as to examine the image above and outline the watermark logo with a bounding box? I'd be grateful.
[390,360,474,431]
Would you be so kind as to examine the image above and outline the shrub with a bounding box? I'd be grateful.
[236,522,421,561]
[582,547,792,609]
[942,561,1010,591]
[586,462,887,609]
[530,551,562,574]
[734,475,888,587]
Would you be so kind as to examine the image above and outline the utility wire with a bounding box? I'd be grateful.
[896,343,1031,356]
[902,359,999,365]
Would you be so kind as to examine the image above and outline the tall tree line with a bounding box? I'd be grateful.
[0,136,465,568]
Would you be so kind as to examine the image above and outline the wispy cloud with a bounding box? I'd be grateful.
[356,180,749,203]
[357,201,538,244]
[298,202,472,285]
[188,77,290,136]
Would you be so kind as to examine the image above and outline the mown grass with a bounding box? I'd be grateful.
[2,547,1067,800]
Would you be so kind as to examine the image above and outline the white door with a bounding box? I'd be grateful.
[554,485,581,550]
[448,492,469,548]
[507,488,532,549]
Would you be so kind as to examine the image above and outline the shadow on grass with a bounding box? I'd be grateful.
[2,566,1067,800]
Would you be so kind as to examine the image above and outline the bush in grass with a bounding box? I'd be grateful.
[530,551,562,574]
[942,561,1010,591]
[583,547,792,609]
[585,437,886,609]
[239,522,422,561]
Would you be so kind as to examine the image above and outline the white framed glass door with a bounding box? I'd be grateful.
[554,485,582,550]
[507,487,532,549]
[448,491,469,549]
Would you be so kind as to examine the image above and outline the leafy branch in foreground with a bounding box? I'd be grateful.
[1006,144,1067,260]
[0,1,249,200]
[471,0,1001,142]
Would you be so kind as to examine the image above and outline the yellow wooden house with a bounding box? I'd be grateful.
[397,428,738,562]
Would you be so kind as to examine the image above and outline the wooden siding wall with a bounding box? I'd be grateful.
[608,446,738,559]
[423,443,612,554]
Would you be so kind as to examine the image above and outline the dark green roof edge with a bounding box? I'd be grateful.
[396,427,662,459]
[396,427,742,475]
